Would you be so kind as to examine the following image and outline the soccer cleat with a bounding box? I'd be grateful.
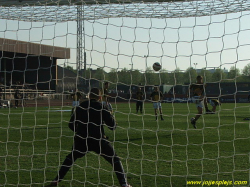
[190,117,196,129]
[50,181,59,186]
[205,110,213,114]
[161,118,164,121]
[121,184,132,187]
[207,110,216,114]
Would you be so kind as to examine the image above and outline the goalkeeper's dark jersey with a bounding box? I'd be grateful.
[68,99,116,139]
[189,84,206,96]
[150,91,163,102]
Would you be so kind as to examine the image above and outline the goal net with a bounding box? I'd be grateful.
[0,0,250,186]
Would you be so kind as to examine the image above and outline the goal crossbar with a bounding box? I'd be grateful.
[0,0,194,6]
[0,0,250,22]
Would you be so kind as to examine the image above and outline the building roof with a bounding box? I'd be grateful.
[0,38,70,59]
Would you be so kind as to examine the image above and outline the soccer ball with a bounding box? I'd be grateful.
[153,62,161,71]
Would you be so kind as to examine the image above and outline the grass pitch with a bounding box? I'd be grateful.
[0,102,249,187]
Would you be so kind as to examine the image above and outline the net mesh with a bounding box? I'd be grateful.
[0,0,250,21]
[0,0,250,187]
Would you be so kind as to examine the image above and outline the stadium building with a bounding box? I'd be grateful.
[0,38,70,92]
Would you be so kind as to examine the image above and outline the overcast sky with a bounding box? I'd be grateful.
[1,10,250,73]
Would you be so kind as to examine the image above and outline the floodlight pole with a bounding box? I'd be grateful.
[144,55,147,72]
[193,63,198,70]
[4,59,6,100]
[76,4,86,89]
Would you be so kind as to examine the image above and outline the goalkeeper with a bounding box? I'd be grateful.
[51,88,131,187]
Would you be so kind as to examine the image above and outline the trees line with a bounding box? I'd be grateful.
[66,64,250,87]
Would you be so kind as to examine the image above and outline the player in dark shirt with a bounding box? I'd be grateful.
[51,88,131,187]
[14,88,20,108]
[150,86,164,121]
[136,87,144,114]
[188,75,211,128]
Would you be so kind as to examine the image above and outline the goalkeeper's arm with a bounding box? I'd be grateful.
[68,108,78,131]
[102,106,117,130]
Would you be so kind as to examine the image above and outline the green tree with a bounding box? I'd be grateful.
[131,70,142,85]
[173,67,184,85]
[81,68,91,79]
[227,66,240,79]
[65,65,77,74]
[242,63,250,76]
[108,69,118,83]
[167,71,175,85]
[183,67,197,84]
[211,69,226,82]
[145,67,156,85]
[199,69,212,83]
[118,68,131,84]
[153,72,162,85]
[236,75,250,82]
[159,69,170,85]
[92,68,107,82]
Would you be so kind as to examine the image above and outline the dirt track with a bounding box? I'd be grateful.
[14,99,73,107]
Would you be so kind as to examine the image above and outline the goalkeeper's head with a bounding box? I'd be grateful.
[89,88,101,101]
